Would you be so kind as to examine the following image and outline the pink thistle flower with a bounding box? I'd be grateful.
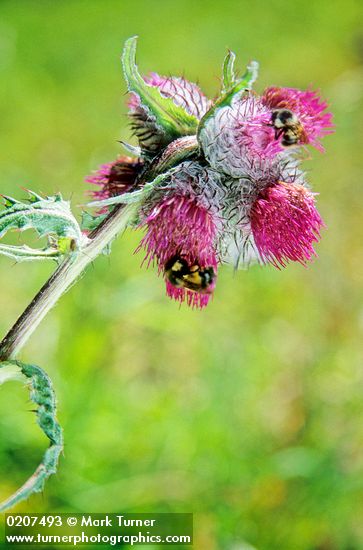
[250,181,324,268]
[138,193,218,308]
[262,87,334,151]
[85,156,144,202]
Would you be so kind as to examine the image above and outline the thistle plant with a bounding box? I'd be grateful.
[0,36,333,510]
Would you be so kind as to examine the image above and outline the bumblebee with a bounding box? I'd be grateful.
[164,256,215,293]
[271,108,307,147]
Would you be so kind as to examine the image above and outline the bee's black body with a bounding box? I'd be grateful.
[164,256,215,293]
[271,108,306,146]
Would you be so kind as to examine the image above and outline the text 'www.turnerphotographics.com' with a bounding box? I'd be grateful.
[4,513,193,546]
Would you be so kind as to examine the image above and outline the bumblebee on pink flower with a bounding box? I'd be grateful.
[87,37,333,308]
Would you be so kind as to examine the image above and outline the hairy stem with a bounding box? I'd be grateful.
[0,203,137,360]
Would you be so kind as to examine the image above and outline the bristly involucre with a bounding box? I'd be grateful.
[86,37,334,308]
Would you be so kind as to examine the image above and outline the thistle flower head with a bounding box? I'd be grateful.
[233,95,282,158]
[86,156,143,202]
[139,192,218,308]
[262,87,334,150]
[250,181,324,268]
[84,36,334,308]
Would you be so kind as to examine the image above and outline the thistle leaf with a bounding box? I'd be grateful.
[122,36,199,140]
[198,57,259,138]
[0,361,63,511]
[222,50,237,93]
[240,60,259,90]
[217,60,259,109]
[221,50,259,98]
[0,192,82,241]
[0,362,26,385]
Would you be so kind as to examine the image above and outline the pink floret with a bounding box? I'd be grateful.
[85,162,115,201]
[165,280,213,309]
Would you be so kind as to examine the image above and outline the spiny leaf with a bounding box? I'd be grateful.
[222,51,259,95]
[0,192,84,247]
[0,361,63,512]
[222,50,237,93]
[221,49,259,98]
[198,57,259,137]
[217,59,259,109]
[240,60,259,90]
[122,36,199,139]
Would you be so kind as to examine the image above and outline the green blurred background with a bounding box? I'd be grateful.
[0,0,362,548]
